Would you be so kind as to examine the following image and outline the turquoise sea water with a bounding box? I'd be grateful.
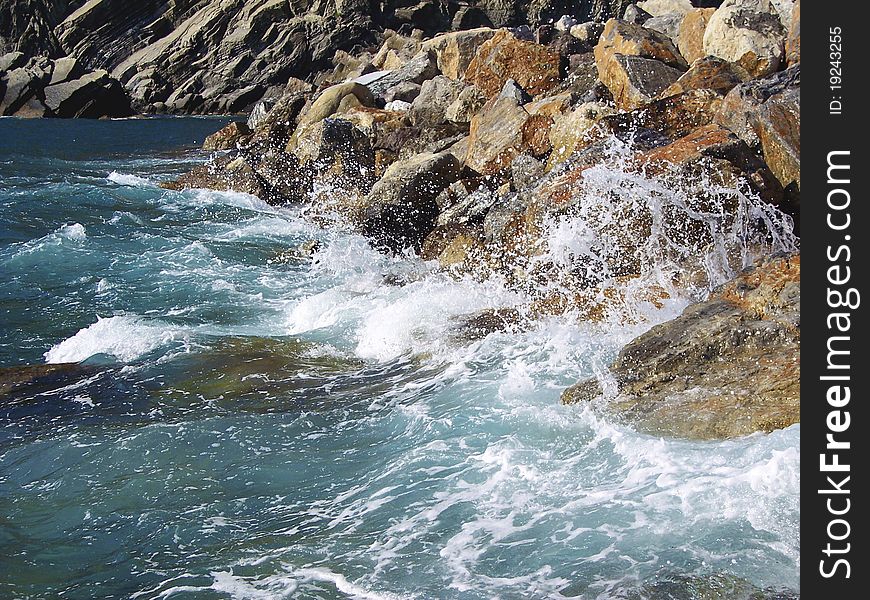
[0,118,799,599]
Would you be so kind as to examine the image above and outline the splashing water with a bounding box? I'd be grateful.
[0,119,799,599]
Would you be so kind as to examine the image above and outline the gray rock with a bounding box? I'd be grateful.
[383,81,422,104]
[0,51,26,72]
[498,78,532,105]
[43,70,133,118]
[623,4,653,24]
[361,151,462,253]
[363,50,439,101]
[409,75,465,129]
[644,13,685,42]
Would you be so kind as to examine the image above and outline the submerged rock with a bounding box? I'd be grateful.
[562,254,800,440]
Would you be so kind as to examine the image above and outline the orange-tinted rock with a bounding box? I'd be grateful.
[660,56,746,98]
[202,121,252,151]
[464,29,561,98]
[677,8,716,64]
[786,0,800,65]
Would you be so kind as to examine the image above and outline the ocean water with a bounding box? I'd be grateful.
[0,118,799,599]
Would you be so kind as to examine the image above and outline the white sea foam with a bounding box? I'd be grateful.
[44,315,186,364]
[108,171,154,187]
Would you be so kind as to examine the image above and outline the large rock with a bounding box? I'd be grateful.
[41,68,133,118]
[594,18,688,70]
[464,95,546,175]
[676,8,716,64]
[562,254,800,440]
[598,54,685,110]
[464,29,561,98]
[703,0,786,78]
[360,51,439,101]
[203,121,252,151]
[659,56,746,97]
[421,28,498,79]
[547,101,616,168]
[295,82,375,130]
[361,151,462,253]
[408,74,466,129]
[715,64,799,192]
[636,0,693,16]
[594,18,687,109]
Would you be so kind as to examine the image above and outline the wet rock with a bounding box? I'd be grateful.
[660,56,746,97]
[547,101,616,168]
[464,29,561,98]
[703,0,786,78]
[361,151,462,253]
[498,78,532,104]
[644,13,686,43]
[569,22,604,45]
[465,95,543,176]
[1,363,100,405]
[562,254,800,440]
[437,227,488,271]
[160,154,270,200]
[715,64,799,193]
[450,308,523,342]
[511,154,546,191]
[677,7,716,64]
[203,121,252,151]
[421,28,498,80]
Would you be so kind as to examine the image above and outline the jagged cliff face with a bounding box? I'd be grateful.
[1,1,626,114]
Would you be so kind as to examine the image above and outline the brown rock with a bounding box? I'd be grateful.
[562,254,800,440]
[202,121,252,151]
[464,29,561,98]
[702,0,786,78]
[464,96,533,175]
[603,88,724,141]
[594,18,688,71]
[786,0,800,65]
[660,56,746,98]
[421,28,498,80]
[598,54,685,110]
[677,8,716,64]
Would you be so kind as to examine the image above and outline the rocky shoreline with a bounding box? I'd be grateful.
[2,0,801,440]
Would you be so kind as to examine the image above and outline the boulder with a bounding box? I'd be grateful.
[593,18,688,109]
[594,18,688,70]
[295,82,375,130]
[161,154,270,200]
[1,67,42,115]
[203,121,252,151]
[602,88,724,140]
[715,64,800,148]
[464,96,536,175]
[703,0,786,78]
[623,4,652,25]
[421,28,498,80]
[444,84,488,125]
[677,8,716,64]
[597,54,685,110]
[547,101,616,168]
[408,75,466,129]
[383,81,422,104]
[785,0,800,65]
[562,254,800,440]
[464,29,561,98]
[569,22,604,45]
[659,56,746,97]
[291,117,374,184]
[361,151,462,253]
[451,7,494,31]
[643,14,685,44]
[362,51,439,100]
[0,51,27,72]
